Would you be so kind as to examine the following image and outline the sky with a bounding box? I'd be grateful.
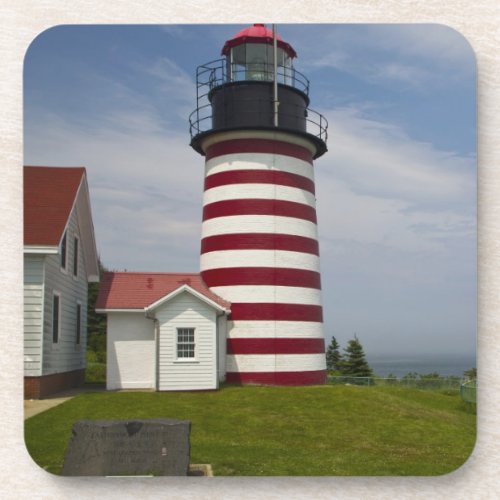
[23,24,477,359]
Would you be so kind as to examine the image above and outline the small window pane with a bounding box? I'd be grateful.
[231,44,246,82]
[76,303,81,344]
[53,295,60,343]
[246,44,271,81]
[60,232,67,269]
[73,237,79,277]
[177,328,195,359]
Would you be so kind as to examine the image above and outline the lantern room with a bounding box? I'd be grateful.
[221,24,297,85]
[189,24,328,159]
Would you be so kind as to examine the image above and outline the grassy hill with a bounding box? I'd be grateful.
[24,384,475,476]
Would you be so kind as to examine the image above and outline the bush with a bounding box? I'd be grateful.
[85,362,106,384]
[86,350,97,364]
[87,333,106,363]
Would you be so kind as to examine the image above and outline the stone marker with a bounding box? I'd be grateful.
[61,419,191,476]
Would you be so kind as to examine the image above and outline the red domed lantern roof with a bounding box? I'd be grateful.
[222,24,297,58]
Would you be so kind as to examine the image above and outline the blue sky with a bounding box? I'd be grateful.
[23,24,476,359]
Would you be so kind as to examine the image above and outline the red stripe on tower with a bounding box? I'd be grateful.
[201,268,321,288]
[201,233,320,255]
[204,169,315,194]
[202,199,317,223]
[205,138,314,163]
[229,303,323,322]
[226,370,327,385]
[227,338,325,354]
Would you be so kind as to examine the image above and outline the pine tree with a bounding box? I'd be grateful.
[339,334,373,377]
[326,336,342,372]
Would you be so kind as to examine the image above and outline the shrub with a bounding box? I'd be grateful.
[85,362,106,384]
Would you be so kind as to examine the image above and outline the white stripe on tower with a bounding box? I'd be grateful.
[205,153,315,180]
[201,249,320,271]
[200,136,326,385]
[202,216,319,239]
[229,321,324,339]
[203,183,317,207]
[209,286,323,305]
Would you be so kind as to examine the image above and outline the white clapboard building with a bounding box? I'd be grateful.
[96,272,230,391]
[23,166,99,398]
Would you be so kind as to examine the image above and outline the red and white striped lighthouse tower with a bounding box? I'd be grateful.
[189,24,328,385]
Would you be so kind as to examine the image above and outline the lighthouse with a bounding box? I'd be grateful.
[189,24,328,385]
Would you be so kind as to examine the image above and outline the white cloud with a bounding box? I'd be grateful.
[302,24,474,89]
[317,106,474,204]
[24,107,205,272]
[144,57,195,104]
[314,105,475,267]
[25,98,475,277]
[373,24,475,66]
[159,25,195,40]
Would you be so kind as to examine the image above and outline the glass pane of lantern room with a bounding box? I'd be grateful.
[246,44,271,81]
[231,44,246,81]
[275,47,286,84]
[283,51,293,86]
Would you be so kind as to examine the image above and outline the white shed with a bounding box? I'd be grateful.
[96,272,230,391]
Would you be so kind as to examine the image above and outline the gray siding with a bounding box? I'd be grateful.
[24,255,44,376]
[42,205,89,375]
[157,292,218,391]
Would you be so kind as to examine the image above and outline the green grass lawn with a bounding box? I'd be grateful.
[24,384,476,476]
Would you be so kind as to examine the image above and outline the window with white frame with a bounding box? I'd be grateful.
[76,302,82,345]
[176,328,195,359]
[52,293,61,344]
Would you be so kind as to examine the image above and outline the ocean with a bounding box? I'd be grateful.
[366,352,476,378]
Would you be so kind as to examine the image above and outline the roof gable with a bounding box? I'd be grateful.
[96,272,230,311]
[24,166,100,281]
[146,284,230,313]
[24,166,85,246]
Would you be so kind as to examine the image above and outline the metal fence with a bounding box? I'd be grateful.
[327,375,464,391]
[460,380,477,403]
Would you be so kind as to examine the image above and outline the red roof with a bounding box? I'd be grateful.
[24,166,85,246]
[96,272,231,310]
[222,23,297,58]
[231,24,284,42]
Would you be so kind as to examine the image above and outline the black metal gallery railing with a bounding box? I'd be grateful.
[189,58,328,145]
[189,98,328,144]
[196,58,310,95]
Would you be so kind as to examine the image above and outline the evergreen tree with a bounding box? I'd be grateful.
[339,334,373,377]
[326,336,342,372]
[463,367,477,380]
